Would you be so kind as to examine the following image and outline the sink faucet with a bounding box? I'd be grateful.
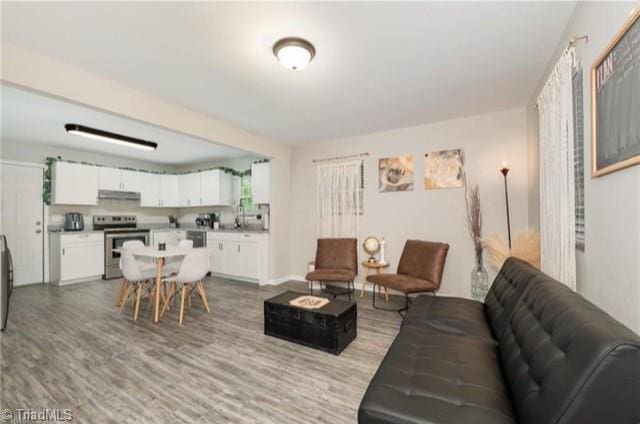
[237,205,246,229]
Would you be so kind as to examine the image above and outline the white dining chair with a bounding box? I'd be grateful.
[116,240,151,308]
[163,239,194,275]
[160,248,211,325]
[117,242,157,321]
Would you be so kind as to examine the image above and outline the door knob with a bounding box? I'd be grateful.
[35,229,42,234]
[36,221,41,225]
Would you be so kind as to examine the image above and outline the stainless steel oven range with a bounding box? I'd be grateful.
[94,215,150,280]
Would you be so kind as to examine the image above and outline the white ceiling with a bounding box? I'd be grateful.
[1,85,253,164]
[1,2,576,145]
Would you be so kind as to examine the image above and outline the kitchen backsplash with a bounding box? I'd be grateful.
[49,199,246,228]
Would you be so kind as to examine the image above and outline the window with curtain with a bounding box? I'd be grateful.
[572,67,585,251]
[316,159,364,238]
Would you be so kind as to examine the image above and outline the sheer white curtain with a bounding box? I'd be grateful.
[316,160,362,238]
[537,48,576,290]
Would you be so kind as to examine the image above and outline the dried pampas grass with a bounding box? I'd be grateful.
[483,229,540,272]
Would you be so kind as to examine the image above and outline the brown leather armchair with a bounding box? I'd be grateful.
[305,238,358,302]
[366,240,449,314]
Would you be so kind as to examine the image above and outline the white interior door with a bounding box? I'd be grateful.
[1,163,44,286]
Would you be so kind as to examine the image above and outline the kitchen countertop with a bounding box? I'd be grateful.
[48,225,268,234]
[48,228,104,234]
[146,227,269,234]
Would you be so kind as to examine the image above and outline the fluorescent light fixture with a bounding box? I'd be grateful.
[64,124,157,151]
[273,37,316,71]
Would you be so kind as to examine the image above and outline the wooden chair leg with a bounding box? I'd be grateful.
[384,287,389,302]
[160,283,176,318]
[361,268,370,298]
[133,284,142,321]
[179,285,187,325]
[197,281,211,313]
[119,284,132,315]
[188,288,192,309]
[116,279,127,307]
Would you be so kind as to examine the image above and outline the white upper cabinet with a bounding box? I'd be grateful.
[201,169,231,206]
[140,173,161,207]
[98,167,122,191]
[122,170,141,192]
[160,174,179,207]
[53,162,99,205]
[251,162,270,205]
[99,168,142,192]
[179,173,201,207]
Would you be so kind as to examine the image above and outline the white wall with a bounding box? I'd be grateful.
[289,108,529,298]
[526,2,640,332]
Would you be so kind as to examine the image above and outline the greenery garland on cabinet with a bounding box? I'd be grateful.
[42,156,269,206]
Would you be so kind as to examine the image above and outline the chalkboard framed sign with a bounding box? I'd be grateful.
[591,8,640,177]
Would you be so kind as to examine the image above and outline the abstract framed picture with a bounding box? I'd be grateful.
[591,8,640,177]
[424,149,465,190]
[378,155,414,192]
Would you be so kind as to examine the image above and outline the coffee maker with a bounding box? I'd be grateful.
[195,213,217,229]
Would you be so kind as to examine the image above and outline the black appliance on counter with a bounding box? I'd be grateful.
[195,213,217,229]
[94,215,150,280]
[1,235,13,332]
[186,230,207,248]
[63,212,84,231]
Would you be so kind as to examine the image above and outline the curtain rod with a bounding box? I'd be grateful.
[567,35,588,49]
[312,152,369,163]
[534,34,589,110]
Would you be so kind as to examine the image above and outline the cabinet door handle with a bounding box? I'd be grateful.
[63,248,65,255]
[238,245,240,253]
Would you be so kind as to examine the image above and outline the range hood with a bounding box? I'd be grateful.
[98,190,141,201]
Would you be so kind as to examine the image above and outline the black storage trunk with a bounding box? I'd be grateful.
[264,291,357,355]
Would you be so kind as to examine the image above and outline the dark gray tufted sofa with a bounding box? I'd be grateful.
[358,258,640,424]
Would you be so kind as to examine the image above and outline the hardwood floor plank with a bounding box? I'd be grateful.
[0,277,401,422]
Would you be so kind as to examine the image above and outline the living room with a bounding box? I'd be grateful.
[1,2,639,423]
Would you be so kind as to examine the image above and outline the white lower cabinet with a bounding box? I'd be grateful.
[49,232,104,285]
[206,232,268,284]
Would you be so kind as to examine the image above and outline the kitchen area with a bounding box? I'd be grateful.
[47,158,272,287]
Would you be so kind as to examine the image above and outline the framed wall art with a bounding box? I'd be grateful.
[378,155,414,192]
[592,8,640,177]
[424,149,465,189]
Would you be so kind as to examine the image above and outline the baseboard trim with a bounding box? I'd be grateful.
[265,275,306,286]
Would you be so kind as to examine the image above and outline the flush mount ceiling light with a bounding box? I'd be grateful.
[64,124,157,151]
[273,37,316,71]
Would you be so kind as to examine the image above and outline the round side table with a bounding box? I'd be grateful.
[361,261,390,301]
